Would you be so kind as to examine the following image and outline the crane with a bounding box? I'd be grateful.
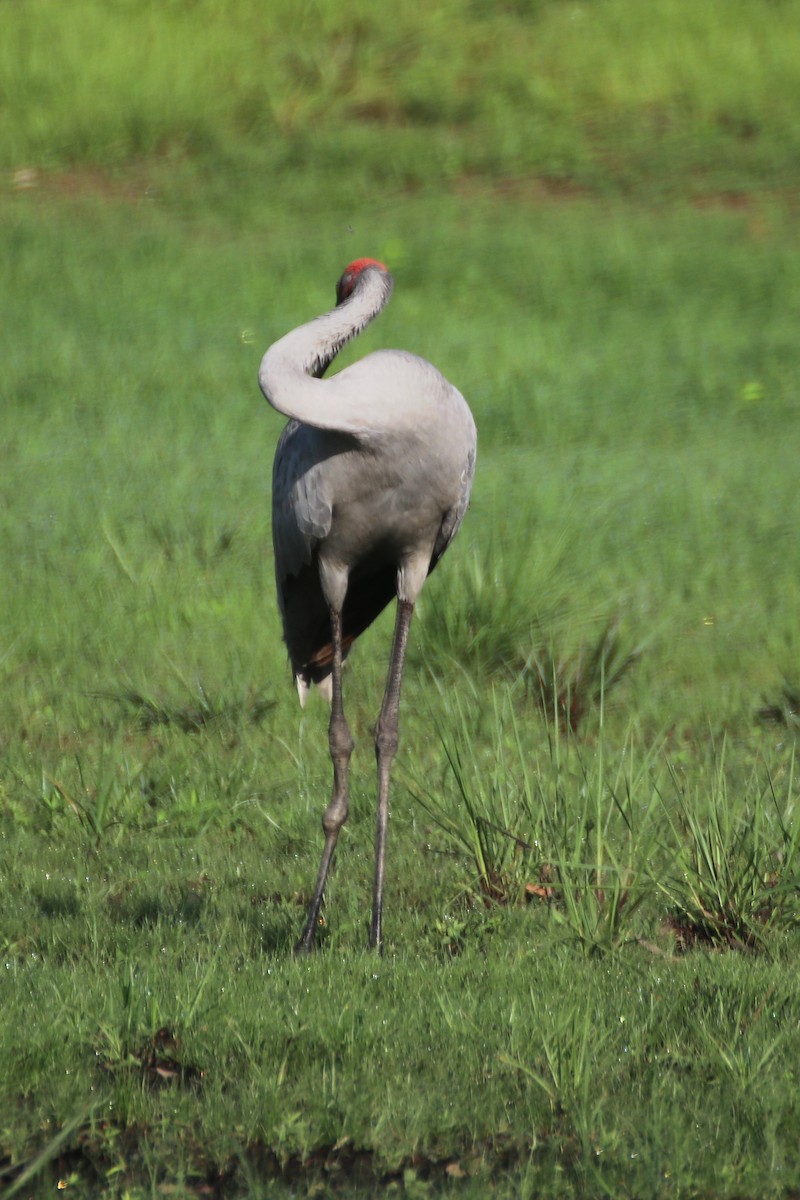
[259,258,476,952]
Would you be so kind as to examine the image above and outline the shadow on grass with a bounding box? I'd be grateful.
[240,894,306,956]
[33,885,81,919]
[2,1119,556,1200]
[106,881,212,929]
[94,686,275,733]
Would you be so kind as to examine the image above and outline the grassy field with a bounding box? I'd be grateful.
[3,1,800,1196]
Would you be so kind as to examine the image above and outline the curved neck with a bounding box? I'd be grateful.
[259,268,393,434]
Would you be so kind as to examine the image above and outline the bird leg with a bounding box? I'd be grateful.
[370,599,414,952]
[295,607,354,954]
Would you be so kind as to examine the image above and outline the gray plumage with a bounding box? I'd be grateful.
[259,257,476,951]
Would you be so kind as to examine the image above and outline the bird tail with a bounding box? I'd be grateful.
[295,671,333,709]
[293,633,358,708]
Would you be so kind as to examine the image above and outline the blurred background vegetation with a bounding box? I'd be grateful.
[4,0,800,200]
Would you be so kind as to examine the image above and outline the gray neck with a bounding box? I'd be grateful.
[258,267,395,438]
[264,267,393,386]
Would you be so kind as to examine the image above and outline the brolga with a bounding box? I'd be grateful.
[259,258,476,953]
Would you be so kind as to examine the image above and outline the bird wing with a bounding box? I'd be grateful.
[431,417,477,571]
[271,421,333,580]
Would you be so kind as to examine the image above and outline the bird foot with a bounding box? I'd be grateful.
[293,933,316,956]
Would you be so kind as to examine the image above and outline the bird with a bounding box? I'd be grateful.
[259,258,476,953]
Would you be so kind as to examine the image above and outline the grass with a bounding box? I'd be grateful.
[4,0,800,200]
[3,0,800,1194]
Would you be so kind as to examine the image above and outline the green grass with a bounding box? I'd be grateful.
[3,184,800,1198]
[3,0,800,1194]
[4,0,800,199]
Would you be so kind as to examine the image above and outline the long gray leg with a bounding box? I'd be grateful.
[370,599,414,952]
[295,608,354,954]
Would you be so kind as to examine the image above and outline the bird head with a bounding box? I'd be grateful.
[336,258,389,306]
